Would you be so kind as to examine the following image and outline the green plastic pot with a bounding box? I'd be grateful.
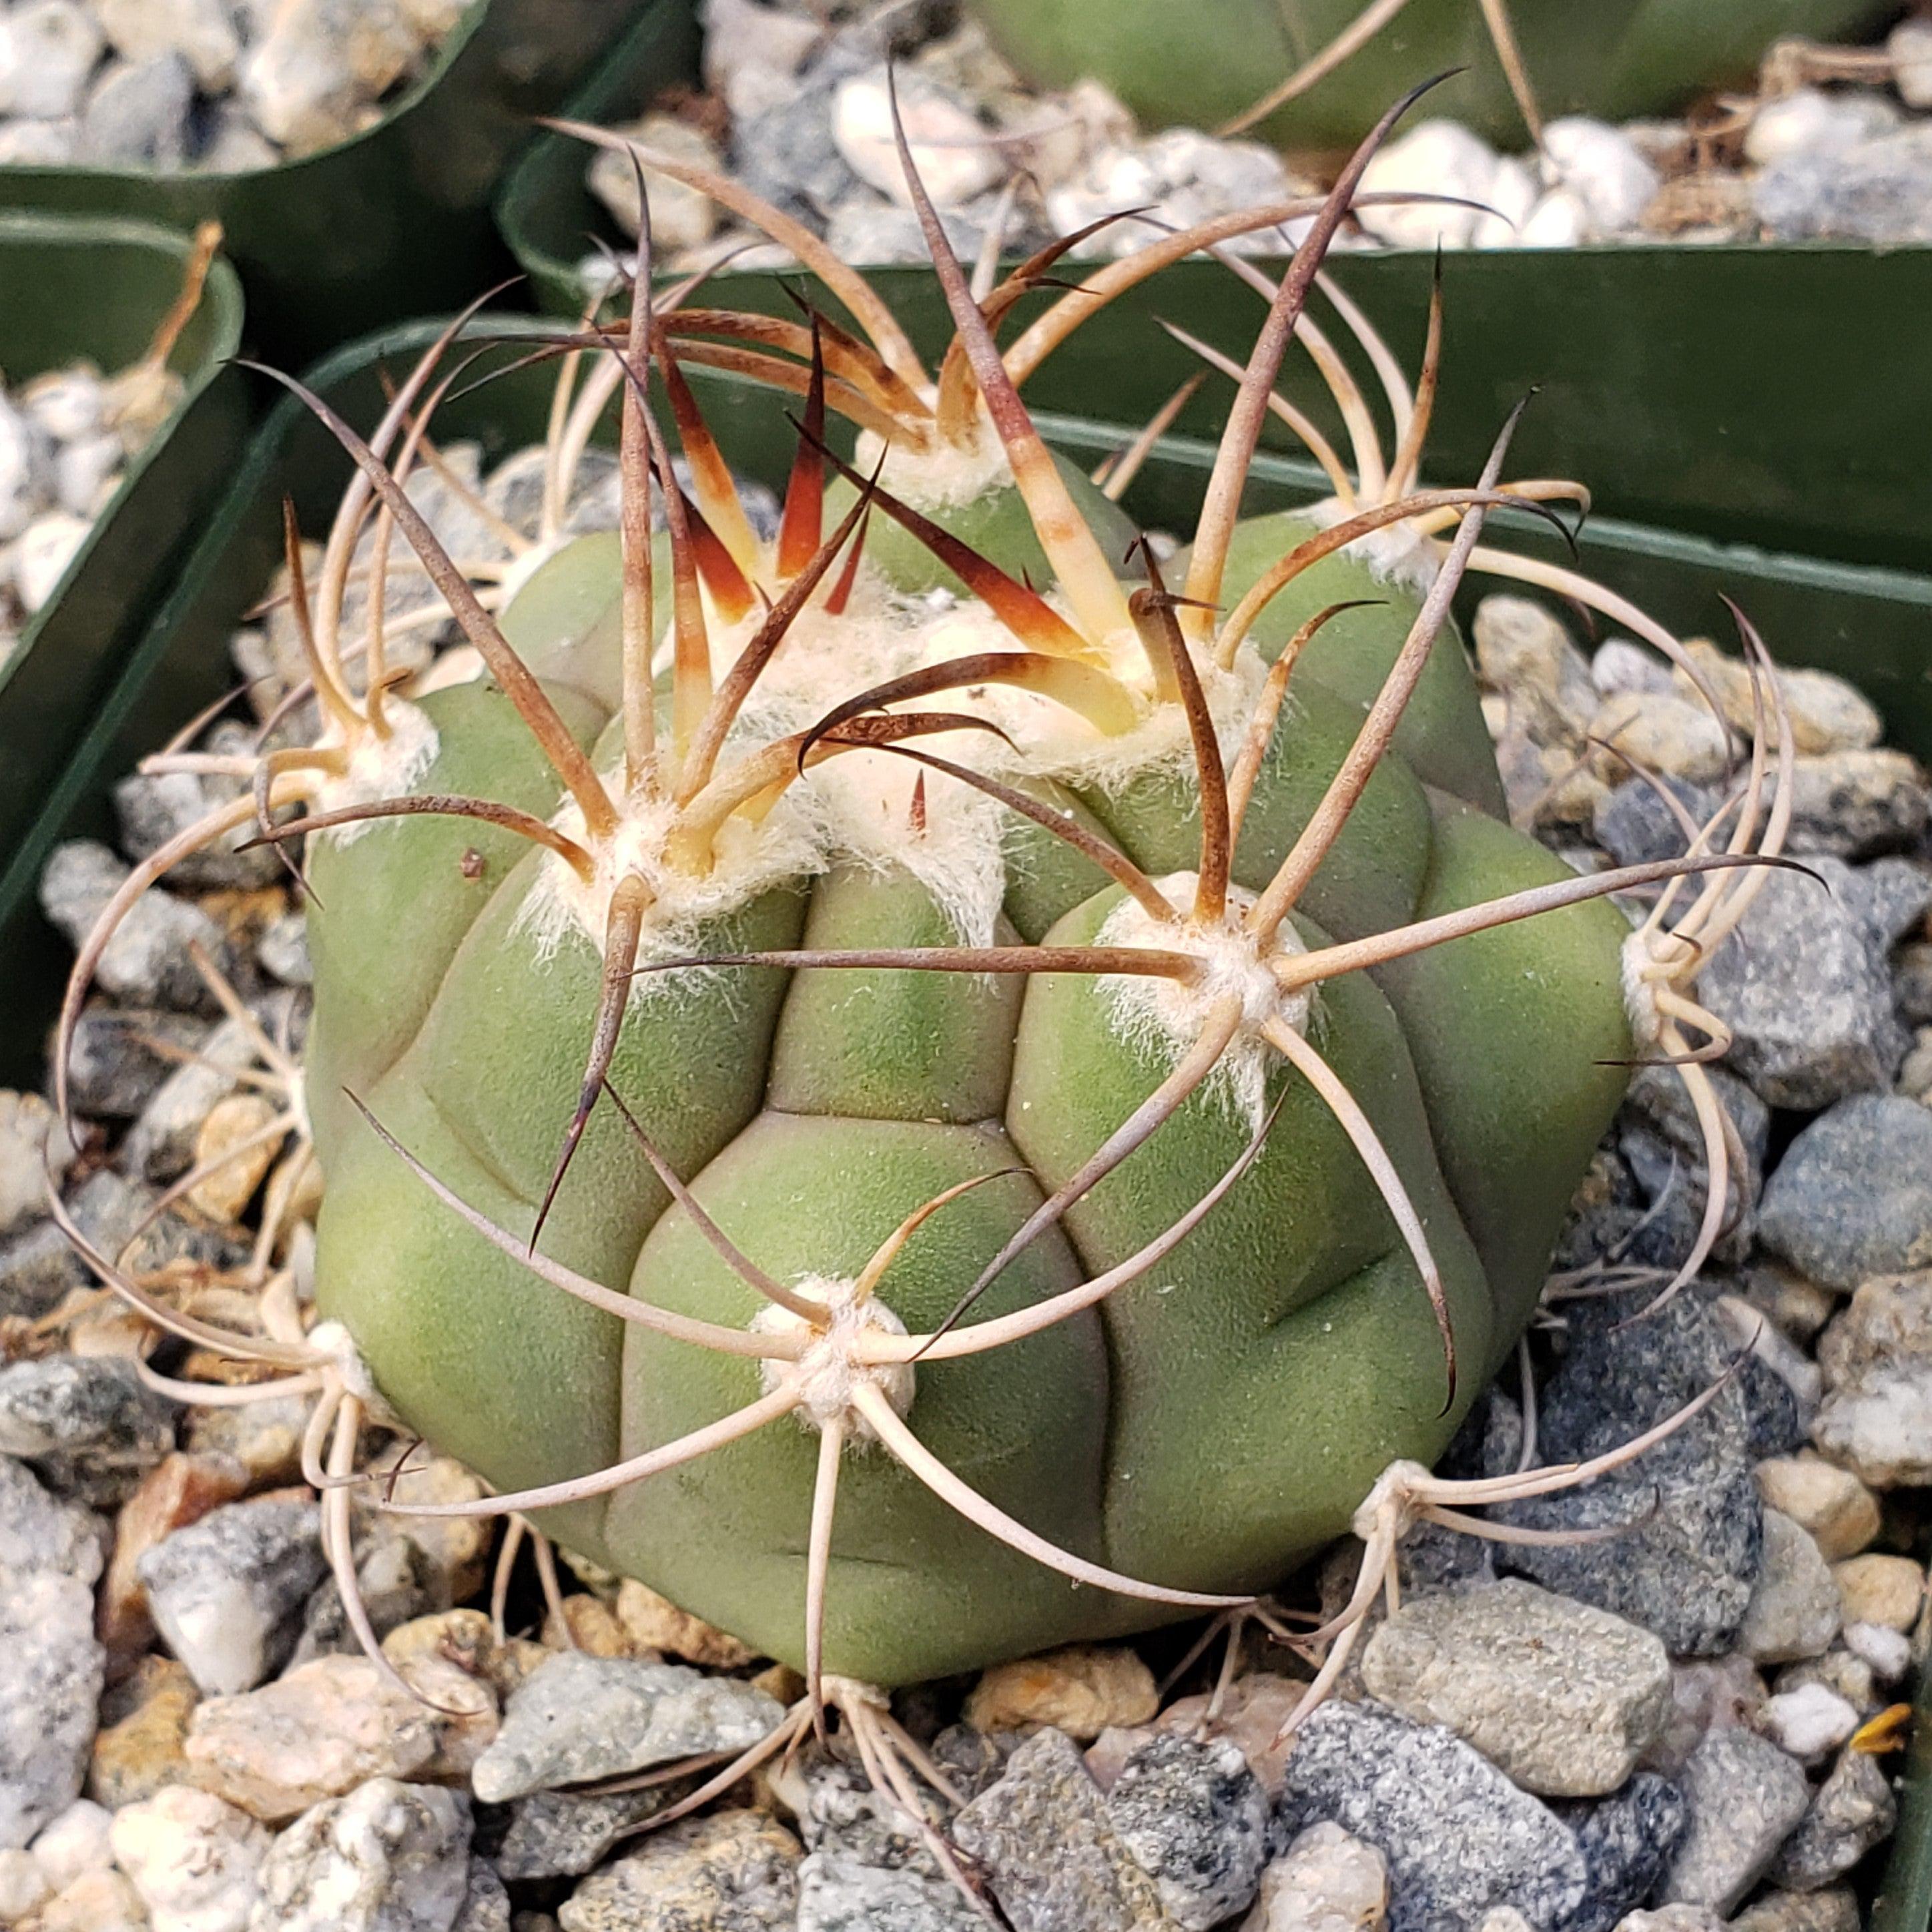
[963,0,1896,150]
[0,0,651,364]
[497,17,1932,578]
[1,312,1926,1918]
[0,210,246,919]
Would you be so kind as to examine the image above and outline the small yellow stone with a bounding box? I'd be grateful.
[88,1658,200,1809]
[1833,1554,1927,1633]
[615,1579,757,1670]
[966,1644,1158,1741]
[1754,1454,1881,1562]
[187,1093,281,1222]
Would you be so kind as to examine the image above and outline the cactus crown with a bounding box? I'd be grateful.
[54,82,1793,1823]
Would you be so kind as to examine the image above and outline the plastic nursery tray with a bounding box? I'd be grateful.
[0,313,1926,1929]
[497,3,1932,581]
[0,210,246,893]
[0,0,649,364]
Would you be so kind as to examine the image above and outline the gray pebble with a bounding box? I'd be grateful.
[121,1010,262,1182]
[0,1354,174,1504]
[250,1777,471,1932]
[495,1787,680,1882]
[470,1652,783,1803]
[1555,1775,1690,1932]
[79,53,194,168]
[138,1496,326,1693]
[1895,942,1932,1026]
[453,1855,512,1932]
[257,911,312,986]
[1758,1096,1932,1291]
[1813,1269,1932,1488]
[39,840,228,1013]
[1738,1511,1842,1666]
[113,761,282,892]
[559,1810,801,1932]
[952,1726,1173,1931]
[796,1851,984,1932]
[1767,1747,1896,1891]
[0,1456,104,1849]
[1490,1294,1763,1658]
[1276,1701,1589,1932]
[64,1005,212,1119]
[1785,750,1932,860]
[1658,1728,1811,1913]
[1361,1580,1672,1799]
[1105,1732,1269,1929]
[1757,124,1932,244]
[1696,857,1923,1110]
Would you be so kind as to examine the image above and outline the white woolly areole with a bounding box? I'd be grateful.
[753,1276,915,1436]
[516,772,822,970]
[305,1319,400,1427]
[1305,497,1441,599]
[1351,1458,1433,1540]
[1620,925,1694,1048]
[855,410,1011,513]
[1096,873,1311,1131]
[310,701,440,847]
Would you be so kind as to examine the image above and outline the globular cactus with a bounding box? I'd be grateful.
[963,0,1895,149]
[59,91,1790,1789]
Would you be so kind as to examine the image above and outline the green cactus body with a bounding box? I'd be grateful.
[964,0,1894,149]
[304,489,1631,1680]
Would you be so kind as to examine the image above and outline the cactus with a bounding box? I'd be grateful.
[964,0,1895,150]
[57,91,1791,1791]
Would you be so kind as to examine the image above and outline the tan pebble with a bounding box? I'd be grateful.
[260,1145,323,1248]
[1243,1819,1387,1932]
[1672,639,1881,755]
[1832,1554,1926,1632]
[615,1578,757,1669]
[98,1451,250,1663]
[89,1658,200,1809]
[1588,691,1730,783]
[543,1593,635,1658]
[184,1654,496,1821]
[966,1644,1158,1741]
[380,1608,550,1702]
[753,1662,806,1707]
[1083,1724,1157,1793]
[187,1092,282,1221]
[1755,1455,1881,1562]
[184,1391,310,1488]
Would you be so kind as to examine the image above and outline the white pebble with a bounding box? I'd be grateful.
[1745,87,1899,167]
[29,1799,113,1891]
[1517,187,1588,247]
[54,433,124,518]
[0,1847,51,1921]
[1540,116,1659,234]
[0,3,105,122]
[1843,1620,1912,1682]
[1893,18,1932,111]
[1359,120,1506,248]
[833,72,1004,209]
[1592,637,1674,699]
[109,1784,270,1932]
[11,513,92,613]
[19,368,103,444]
[1762,1680,1859,1760]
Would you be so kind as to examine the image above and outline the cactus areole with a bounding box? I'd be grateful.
[62,93,1785,1707]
